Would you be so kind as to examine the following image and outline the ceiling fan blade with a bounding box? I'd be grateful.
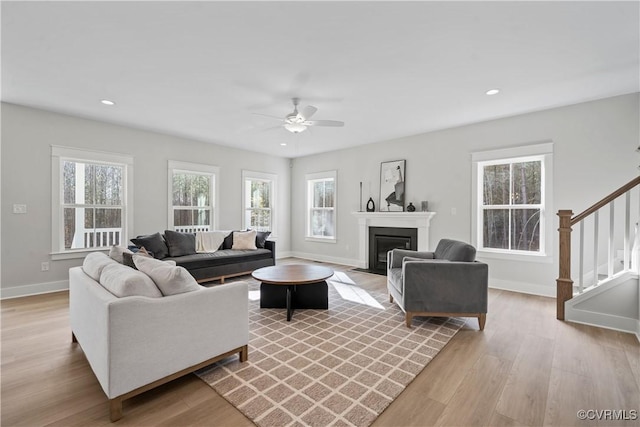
[251,112,283,121]
[306,120,344,127]
[300,105,318,120]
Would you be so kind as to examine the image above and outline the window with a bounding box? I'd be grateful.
[242,170,276,233]
[168,161,218,233]
[51,146,133,259]
[306,171,337,242]
[472,143,553,261]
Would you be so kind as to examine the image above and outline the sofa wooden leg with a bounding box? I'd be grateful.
[239,345,248,363]
[405,313,413,328]
[110,398,123,422]
[478,313,486,331]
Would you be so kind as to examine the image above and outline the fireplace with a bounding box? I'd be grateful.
[368,227,418,274]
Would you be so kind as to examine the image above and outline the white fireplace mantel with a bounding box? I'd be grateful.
[351,211,437,268]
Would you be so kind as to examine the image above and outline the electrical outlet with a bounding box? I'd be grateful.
[13,204,27,214]
[41,262,49,272]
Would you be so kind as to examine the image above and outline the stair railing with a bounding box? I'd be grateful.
[556,176,640,320]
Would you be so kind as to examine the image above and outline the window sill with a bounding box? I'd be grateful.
[51,248,108,261]
[476,250,553,264]
[305,236,337,244]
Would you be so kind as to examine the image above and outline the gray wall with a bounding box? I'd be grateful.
[290,93,640,296]
[1,103,291,296]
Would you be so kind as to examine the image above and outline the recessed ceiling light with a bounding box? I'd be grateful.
[280,143,287,146]
[485,89,500,96]
[100,99,116,106]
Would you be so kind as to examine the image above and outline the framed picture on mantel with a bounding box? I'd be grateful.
[379,159,405,212]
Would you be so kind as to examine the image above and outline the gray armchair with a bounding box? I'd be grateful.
[387,239,488,330]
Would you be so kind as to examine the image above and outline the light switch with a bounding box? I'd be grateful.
[13,204,27,214]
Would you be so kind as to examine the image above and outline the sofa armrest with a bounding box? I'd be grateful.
[265,240,276,259]
[402,261,488,313]
[388,249,435,269]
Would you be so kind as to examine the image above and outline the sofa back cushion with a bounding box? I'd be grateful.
[434,239,477,262]
[133,254,201,296]
[164,230,197,257]
[130,232,169,259]
[99,263,163,298]
[83,252,118,281]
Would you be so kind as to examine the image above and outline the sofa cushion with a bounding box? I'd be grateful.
[99,263,163,298]
[108,245,134,264]
[83,252,118,281]
[388,268,403,296]
[131,232,169,259]
[164,230,196,257]
[133,254,201,296]
[255,231,271,248]
[232,230,257,250]
[166,248,273,270]
[434,239,476,262]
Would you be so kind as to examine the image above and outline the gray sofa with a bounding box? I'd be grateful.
[387,239,488,329]
[130,230,275,283]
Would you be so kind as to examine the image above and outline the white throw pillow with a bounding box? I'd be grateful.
[108,245,134,263]
[133,254,201,296]
[99,263,163,298]
[82,252,117,281]
[232,230,257,250]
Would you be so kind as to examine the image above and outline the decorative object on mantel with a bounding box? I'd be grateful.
[379,159,405,212]
[366,197,375,212]
[406,202,416,212]
[421,201,429,212]
[359,182,363,212]
[197,278,464,427]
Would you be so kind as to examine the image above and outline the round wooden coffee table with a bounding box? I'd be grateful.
[252,264,334,321]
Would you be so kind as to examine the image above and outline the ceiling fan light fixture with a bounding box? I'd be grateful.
[284,123,307,133]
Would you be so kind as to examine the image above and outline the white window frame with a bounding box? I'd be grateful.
[51,146,134,260]
[242,170,277,237]
[168,160,219,232]
[471,142,553,263]
[305,170,337,244]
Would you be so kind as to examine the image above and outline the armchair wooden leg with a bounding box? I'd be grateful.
[478,313,486,331]
[71,332,77,343]
[110,398,123,422]
[389,294,394,303]
[239,345,248,363]
[405,313,413,328]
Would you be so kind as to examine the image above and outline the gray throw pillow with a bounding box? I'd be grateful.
[164,230,196,257]
[130,232,169,259]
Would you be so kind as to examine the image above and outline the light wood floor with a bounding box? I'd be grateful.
[2,258,639,426]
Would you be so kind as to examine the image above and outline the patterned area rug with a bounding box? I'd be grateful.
[196,274,464,427]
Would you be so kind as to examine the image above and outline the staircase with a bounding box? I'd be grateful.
[556,176,640,336]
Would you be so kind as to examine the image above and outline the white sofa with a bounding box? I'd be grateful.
[69,259,249,421]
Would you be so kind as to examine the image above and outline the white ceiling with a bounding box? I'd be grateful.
[2,1,639,158]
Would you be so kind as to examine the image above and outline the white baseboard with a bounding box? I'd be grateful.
[1,280,69,300]
[489,278,556,298]
[276,251,293,259]
[289,251,361,268]
[566,308,639,336]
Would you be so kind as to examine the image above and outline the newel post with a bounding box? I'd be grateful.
[556,210,574,320]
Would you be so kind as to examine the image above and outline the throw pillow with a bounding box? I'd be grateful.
[130,232,169,259]
[222,230,236,249]
[99,263,163,298]
[82,252,117,281]
[108,245,133,263]
[124,251,177,269]
[164,230,196,257]
[232,230,257,250]
[133,254,201,296]
[255,231,271,248]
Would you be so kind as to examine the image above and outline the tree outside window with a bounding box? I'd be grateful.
[244,178,272,231]
[481,159,543,253]
[171,171,213,232]
[62,160,124,249]
[306,171,337,241]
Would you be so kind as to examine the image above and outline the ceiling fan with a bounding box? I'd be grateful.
[259,98,345,133]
